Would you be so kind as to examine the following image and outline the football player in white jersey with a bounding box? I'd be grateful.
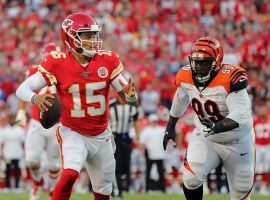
[16,43,61,200]
[163,37,255,200]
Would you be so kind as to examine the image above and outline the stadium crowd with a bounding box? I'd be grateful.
[0,0,270,196]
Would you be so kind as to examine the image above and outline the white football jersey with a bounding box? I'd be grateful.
[171,64,254,143]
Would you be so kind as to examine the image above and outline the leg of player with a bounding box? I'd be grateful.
[113,139,123,197]
[25,120,46,200]
[53,127,88,200]
[223,134,255,200]
[182,132,220,200]
[84,128,116,200]
[183,184,203,200]
[52,168,79,200]
[46,131,61,197]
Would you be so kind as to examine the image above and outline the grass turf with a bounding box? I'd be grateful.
[0,193,269,200]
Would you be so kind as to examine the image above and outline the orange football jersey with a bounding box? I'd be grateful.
[174,64,251,143]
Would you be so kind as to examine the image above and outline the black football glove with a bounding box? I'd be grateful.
[163,124,176,150]
[201,114,240,137]
[201,115,216,137]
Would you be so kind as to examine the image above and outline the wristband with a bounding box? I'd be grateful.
[31,94,38,104]
[125,93,137,103]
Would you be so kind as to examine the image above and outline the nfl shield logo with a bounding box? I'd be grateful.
[82,71,90,78]
[98,67,108,78]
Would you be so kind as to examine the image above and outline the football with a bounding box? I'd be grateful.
[39,94,62,129]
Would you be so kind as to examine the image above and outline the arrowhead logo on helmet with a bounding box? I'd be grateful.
[62,19,74,31]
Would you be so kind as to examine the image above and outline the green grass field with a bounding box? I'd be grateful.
[0,193,269,200]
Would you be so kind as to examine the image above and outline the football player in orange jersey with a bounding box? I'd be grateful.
[163,37,255,200]
[16,43,61,200]
[16,13,138,200]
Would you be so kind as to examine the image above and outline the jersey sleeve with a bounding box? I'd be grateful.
[38,54,58,86]
[170,87,190,118]
[229,67,248,93]
[175,66,193,87]
[110,51,124,81]
[175,70,182,87]
[225,89,251,125]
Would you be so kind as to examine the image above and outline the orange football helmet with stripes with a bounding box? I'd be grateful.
[189,37,224,85]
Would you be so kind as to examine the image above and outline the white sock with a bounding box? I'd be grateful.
[30,167,42,182]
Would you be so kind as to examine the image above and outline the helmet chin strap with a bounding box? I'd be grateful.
[70,46,95,58]
[196,73,211,83]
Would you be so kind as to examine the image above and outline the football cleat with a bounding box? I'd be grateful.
[29,178,44,200]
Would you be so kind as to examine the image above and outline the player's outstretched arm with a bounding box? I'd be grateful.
[163,87,190,150]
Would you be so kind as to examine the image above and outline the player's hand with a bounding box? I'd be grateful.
[201,114,216,137]
[163,126,176,150]
[119,78,135,97]
[15,109,27,126]
[34,94,54,112]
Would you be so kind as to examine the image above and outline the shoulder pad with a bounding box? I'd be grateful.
[49,51,67,59]
[210,64,247,93]
[229,66,248,92]
[96,50,114,59]
[175,65,193,87]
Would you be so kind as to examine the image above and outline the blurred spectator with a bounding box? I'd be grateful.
[140,114,166,193]
[6,84,20,115]
[140,82,160,116]
[0,114,25,191]
[130,146,146,193]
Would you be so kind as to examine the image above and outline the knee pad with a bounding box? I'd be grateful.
[183,174,204,190]
[26,160,40,170]
[25,152,40,167]
[63,150,85,172]
[94,183,113,196]
[233,164,254,193]
[48,161,61,172]
[48,167,61,179]
[183,141,207,190]
[92,159,115,195]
